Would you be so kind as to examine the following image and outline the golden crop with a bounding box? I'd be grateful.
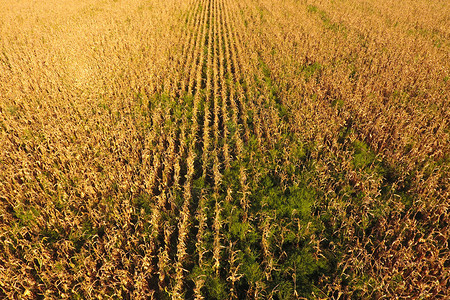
[1,0,448,298]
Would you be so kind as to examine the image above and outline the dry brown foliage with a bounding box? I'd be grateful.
[1,0,448,298]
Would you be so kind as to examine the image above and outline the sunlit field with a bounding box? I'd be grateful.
[1,0,449,298]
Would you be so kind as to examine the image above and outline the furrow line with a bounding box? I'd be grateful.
[211,0,224,277]
[200,0,214,180]
[217,0,231,171]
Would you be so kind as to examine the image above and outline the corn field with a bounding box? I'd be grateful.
[0,0,449,298]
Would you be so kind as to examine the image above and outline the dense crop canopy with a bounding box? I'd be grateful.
[0,0,449,298]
